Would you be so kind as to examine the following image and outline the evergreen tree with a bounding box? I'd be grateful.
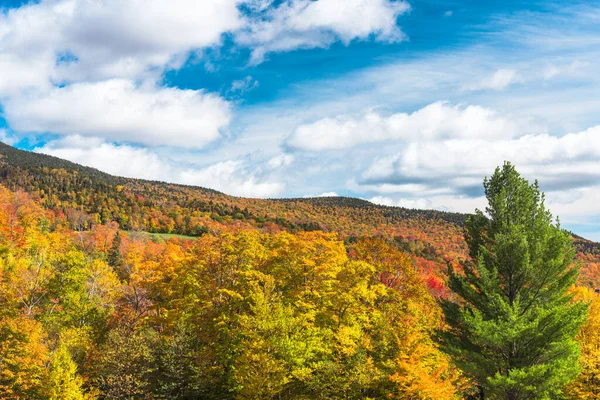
[439,162,588,399]
[107,231,123,268]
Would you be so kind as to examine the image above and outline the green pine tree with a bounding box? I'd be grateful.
[439,162,588,400]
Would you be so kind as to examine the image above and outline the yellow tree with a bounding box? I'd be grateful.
[567,287,600,399]
[0,316,49,399]
[352,238,464,399]
[45,344,90,400]
[233,272,328,400]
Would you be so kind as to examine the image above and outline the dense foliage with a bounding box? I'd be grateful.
[0,185,467,399]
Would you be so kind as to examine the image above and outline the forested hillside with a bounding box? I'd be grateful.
[0,142,466,235]
[1,142,599,290]
[1,145,600,398]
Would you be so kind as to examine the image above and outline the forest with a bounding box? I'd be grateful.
[1,144,600,399]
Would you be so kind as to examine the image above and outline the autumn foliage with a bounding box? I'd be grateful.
[1,166,600,399]
[0,185,467,399]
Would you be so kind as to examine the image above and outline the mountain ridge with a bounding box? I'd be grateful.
[0,141,469,232]
[1,141,598,252]
[1,140,599,284]
[0,142,461,216]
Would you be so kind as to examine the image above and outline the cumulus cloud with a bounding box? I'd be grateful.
[358,125,600,197]
[37,136,170,179]
[0,0,244,90]
[237,0,409,64]
[0,53,55,96]
[0,0,409,149]
[35,136,284,198]
[4,80,232,148]
[287,102,523,151]
[59,0,243,81]
[0,0,240,147]
[0,0,408,89]
[179,161,284,198]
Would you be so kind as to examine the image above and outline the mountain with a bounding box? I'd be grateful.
[0,141,468,237]
[2,141,599,288]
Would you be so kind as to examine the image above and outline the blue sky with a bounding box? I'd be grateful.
[1,0,600,239]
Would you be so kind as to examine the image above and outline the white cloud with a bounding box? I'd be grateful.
[230,76,260,95]
[359,126,600,197]
[318,191,339,197]
[342,122,600,231]
[35,136,284,198]
[0,53,55,96]
[0,0,241,148]
[4,79,232,148]
[542,60,592,80]
[38,136,169,179]
[301,191,339,198]
[349,178,454,196]
[0,0,408,150]
[0,129,18,145]
[0,0,408,89]
[267,154,295,169]
[237,0,409,64]
[179,160,284,198]
[369,196,434,209]
[0,0,244,90]
[287,102,524,151]
[465,68,522,91]
[366,187,600,239]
